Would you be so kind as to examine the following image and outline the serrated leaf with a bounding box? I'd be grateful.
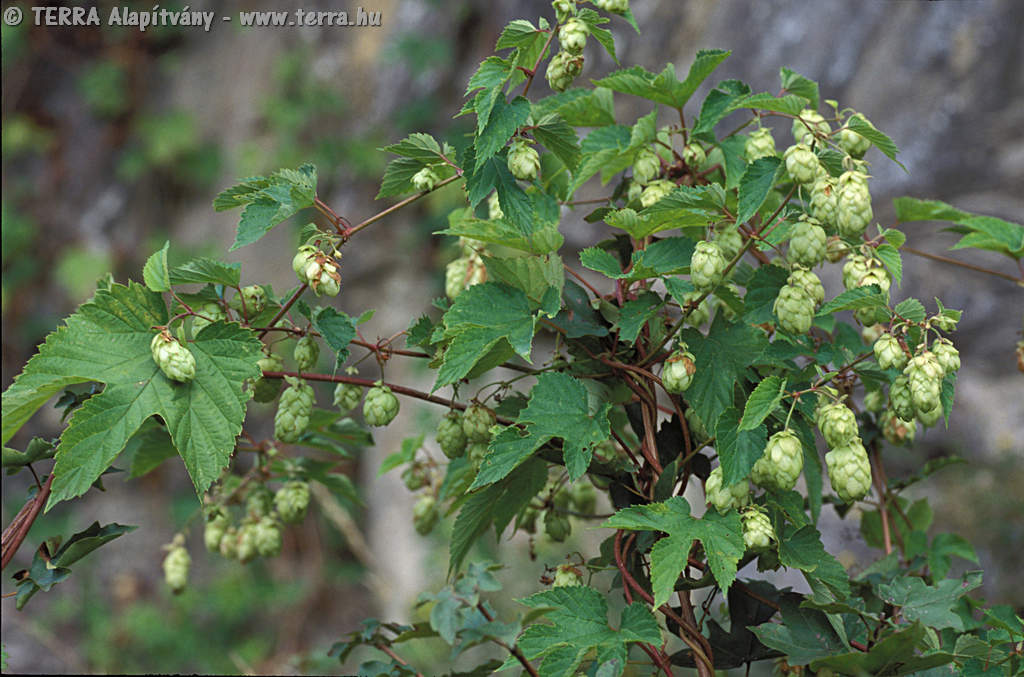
[495,19,540,50]
[532,113,581,171]
[928,533,979,580]
[439,207,563,255]
[580,237,695,282]
[777,524,851,600]
[737,157,782,224]
[750,593,847,665]
[310,307,356,367]
[846,115,901,165]
[693,79,752,141]
[122,419,177,478]
[168,257,241,288]
[638,185,721,234]
[473,372,611,486]
[876,573,981,632]
[816,286,886,316]
[615,292,664,344]
[1,283,262,509]
[53,521,137,567]
[740,376,785,431]
[142,241,171,292]
[575,9,618,64]
[779,67,819,109]
[875,244,903,287]
[728,92,808,116]
[214,164,318,251]
[715,407,767,486]
[594,51,730,109]
[475,97,531,169]
[604,496,744,604]
[894,298,926,323]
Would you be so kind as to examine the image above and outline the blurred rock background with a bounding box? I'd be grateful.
[2,0,1021,673]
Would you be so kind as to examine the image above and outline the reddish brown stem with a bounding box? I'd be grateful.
[257,284,308,340]
[901,245,1021,283]
[345,175,460,239]
[2,473,54,570]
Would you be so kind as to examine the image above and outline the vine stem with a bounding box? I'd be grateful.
[520,28,557,98]
[257,284,308,340]
[373,644,423,677]
[1,473,54,570]
[344,175,460,239]
[476,604,540,677]
[869,445,893,556]
[901,245,1022,283]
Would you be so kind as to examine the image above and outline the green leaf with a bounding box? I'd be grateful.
[122,419,177,478]
[777,524,851,600]
[580,237,696,282]
[532,113,581,171]
[439,207,563,255]
[435,283,536,390]
[575,9,618,64]
[473,372,611,487]
[593,51,730,109]
[876,243,903,287]
[740,376,785,431]
[534,88,617,127]
[464,152,534,236]
[168,257,241,288]
[750,593,847,665]
[53,521,137,567]
[810,622,956,675]
[516,586,661,677]
[572,124,632,190]
[3,437,56,469]
[142,241,171,292]
[737,157,782,225]
[894,197,1024,258]
[475,97,531,169]
[378,434,422,476]
[615,292,664,344]
[875,573,982,632]
[638,185,721,235]
[779,67,819,109]
[484,253,564,314]
[816,285,887,316]
[214,164,318,251]
[310,307,356,367]
[604,496,745,603]
[894,298,926,323]
[715,407,767,486]
[495,19,540,50]
[846,115,902,165]
[680,317,769,431]
[728,92,808,116]
[1,283,262,509]
[928,533,979,580]
[693,79,751,141]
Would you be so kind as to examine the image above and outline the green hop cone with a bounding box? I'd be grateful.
[507,139,541,181]
[836,171,873,236]
[839,113,873,158]
[412,495,439,536]
[292,245,318,281]
[594,0,629,13]
[809,177,838,228]
[301,253,342,297]
[363,382,400,427]
[842,254,871,290]
[713,225,744,261]
[462,404,497,443]
[683,291,711,327]
[863,389,886,414]
[192,302,226,335]
[685,406,709,445]
[230,285,266,315]
[553,564,583,587]
[705,466,749,514]
[333,380,363,415]
[274,376,315,443]
[411,166,439,192]
[274,480,311,524]
[817,402,859,449]
[544,510,571,542]
[740,507,776,553]
[402,465,426,491]
[916,402,943,428]
[750,430,804,492]
[151,331,197,383]
[467,440,489,468]
[545,50,583,92]
[873,333,908,370]
[881,409,917,446]
[826,235,846,263]
[862,323,885,345]
[791,108,830,144]
[744,127,776,161]
[558,17,589,53]
[487,191,504,220]
[661,348,697,394]
[639,178,676,208]
[204,510,230,553]
[519,506,539,534]
[931,338,960,375]
[825,438,872,503]
[253,517,282,558]
[783,144,820,184]
[683,142,706,168]
[788,217,827,267]
[690,240,727,292]
[773,283,815,334]
[293,336,320,371]
[788,267,824,307]
[889,375,916,422]
[437,411,468,459]
[246,484,274,519]
[632,147,661,185]
[552,0,574,22]
[904,351,943,413]
[236,523,259,563]
[162,542,191,594]
[445,256,470,300]
[219,527,239,560]
[571,481,597,515]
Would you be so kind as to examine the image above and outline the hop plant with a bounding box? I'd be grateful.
[552,0,574,21]
[773,283,815,334]
[558,17,589,53]
[836,170,873,236]
[253,351,284,402]
[236,523,260,563]
[839,113,873,158]
[437,411,468,459]
[204,509,230,553]
[744,127,776,161]
[462,404,497,443]
[639,178,676,208]
[750,430,804,492]
[683,291,712,327]
[817,402,859,449]
[783,144,820,184]
[274,480,311,524]
[632,147,661,185]
[863,389,886,414]
[788,216,827,267]
[230,285,267,314]
[467,440,489,467]
[661,347,697,393]
[302,252,342,297]
[740,507,776,553]
[192,302,226,335]
[544,510,571,542]
[932,338,960,375]
[809,176,838,228]
[791,108,830,143]
[881,409,917,446]
[594,0,629,14]
[293,336,319,371]
[413,495,439,535]
[253,517,282,558]
[402,464,427,491]
[788,267,824,307]
[705,466,749,514]
[842,254,871,290]
[553,564,584,587]
[162,539,191,594]
[246,484,274,518]
[713,225,744,261]
[571,481,597,515]
[151,331,197,383]
[364,382,400,427]
[690,240,728,292]
[333,377,363,415]
[274,376,315,443]
[219,527,239,560]
[874,333,908,370]
[889,375,916,422]
[507,139,541,181]
[445,253,487,300]
[411,166,439,192]
[916,403,943,428]
[487,191,503,220]
[826,235,846,263]
[292,245,317,280]
[683,142,706,167]
[905,351,943,414]
[825,439,872,503]
[545,50,583,92]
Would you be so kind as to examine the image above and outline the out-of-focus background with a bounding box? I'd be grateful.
[2,0,1021,674]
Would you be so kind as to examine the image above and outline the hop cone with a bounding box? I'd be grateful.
[413,495,439,536]
[741,507,776,553]
[683,142,706,167]
[662,348,697,393]
[553,564,583,587]
[632,148,661,185]
[507,139,541,181]
[411,166,439,192]
[639,179,676,208]
[192,302,226,335]
[545,50,583,92]
[333,381,363,415]
[691,240,727,292]
[462,404,497,443]
[275,480,311,524]
[253,351,284,402]
[932,338,960,375]
[788,267,824,307]
[162,544,191,594]
[544,510,571,542]
[873,333,907,371]
[293,336,319,371]
[204,510,230,553]
[745,127,776,161]
[437,411,468,459]
[364,383,400,427]
[817,402,859,449]
[714,225,744,261]
[825,439,872,503]
[151,331,196,383]
[783,144,820,184]
[231,285,267,314]
[275,376,315,442]
[705,466,749,514]
[904,351,943,413]
[836,171,873,236]
[558,17,589,53]
[773,283,814,334]
[253,517,282,558]
[236,524,259,563]
[788,217,827,267]
[889,375,916,422]
[839,113,873,158]
[809,177,838,228]
[791,108,830,143]
[750,430,804,492]
[881,410,917,446]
